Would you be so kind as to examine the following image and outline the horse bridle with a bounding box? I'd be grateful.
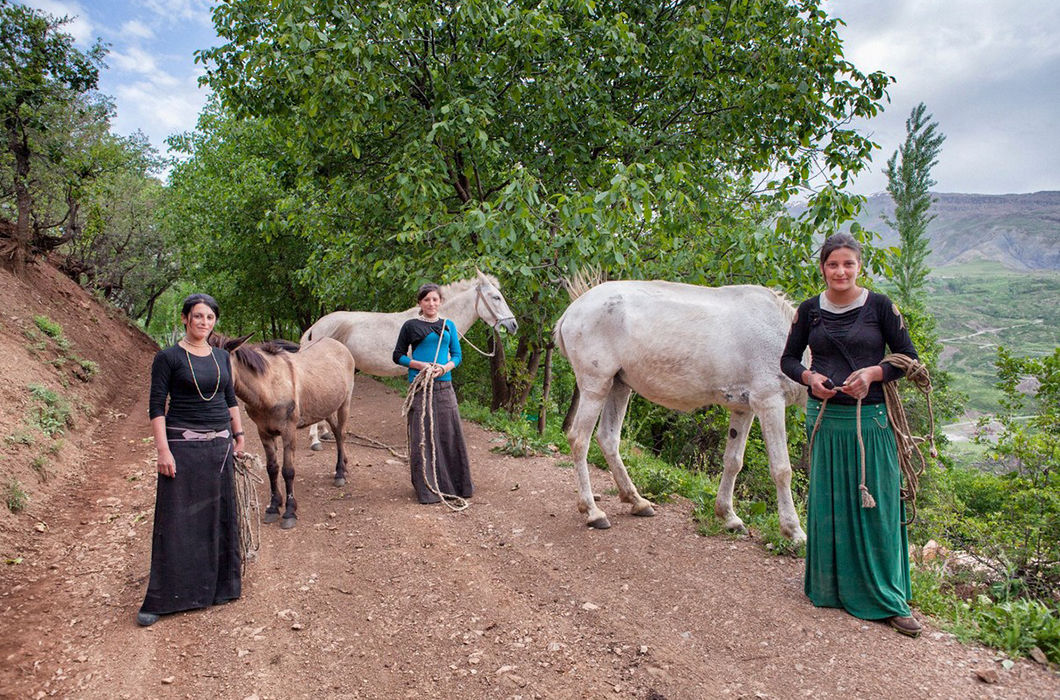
[475,283,515,329]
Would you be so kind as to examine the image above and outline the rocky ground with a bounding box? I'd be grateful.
[1,261,1058,699]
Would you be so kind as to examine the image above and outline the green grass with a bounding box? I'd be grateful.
[912,565,1060,663]
[925,263,1060,415]
[33,315,63,339]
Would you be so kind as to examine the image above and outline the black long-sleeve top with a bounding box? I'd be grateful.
[149,345,238,428]
[780,291,918,406]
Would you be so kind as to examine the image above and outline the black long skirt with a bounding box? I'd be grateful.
[406,381,473,503]
[140,431,241,616]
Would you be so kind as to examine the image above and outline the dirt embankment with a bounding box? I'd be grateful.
[1,260,1058,699]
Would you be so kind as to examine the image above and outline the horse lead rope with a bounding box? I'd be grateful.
[807,353,936,523]
[401,318,470,512]
[454,283,517,358]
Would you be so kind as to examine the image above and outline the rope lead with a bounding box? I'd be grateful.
[400,318,469,513]
[808,353,936,523]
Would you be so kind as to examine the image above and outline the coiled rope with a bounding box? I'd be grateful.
[808,353,936,524]
[233,452,264,570]
[400,319,469,512]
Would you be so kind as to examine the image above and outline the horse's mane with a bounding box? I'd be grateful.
[769,289,797,325]
[562,266,604,301]
[398,273,500,311]
[208,333,299,375]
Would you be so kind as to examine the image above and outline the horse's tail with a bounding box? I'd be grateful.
[552,311,568,360]
[562,265,603,301]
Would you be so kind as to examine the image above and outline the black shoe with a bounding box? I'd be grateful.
[137,611,160,627]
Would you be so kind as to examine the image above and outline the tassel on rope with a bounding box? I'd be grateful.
[807,354,936,519]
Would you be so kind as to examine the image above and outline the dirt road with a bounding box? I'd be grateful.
[2,373,1057,699]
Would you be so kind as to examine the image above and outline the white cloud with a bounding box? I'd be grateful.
[22,0,97,45]
[140,0,214,26]
[120,20,155,41]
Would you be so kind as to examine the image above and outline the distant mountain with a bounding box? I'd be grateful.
[850,191,1060,271]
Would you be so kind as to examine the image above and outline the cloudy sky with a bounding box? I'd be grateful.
[20,0,1060,196]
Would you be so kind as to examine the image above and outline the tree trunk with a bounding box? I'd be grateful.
[489,328,510,410]
[510,343,542,411]
[562,384,580,434]
[537,343,553,435]
[3,124,34,273]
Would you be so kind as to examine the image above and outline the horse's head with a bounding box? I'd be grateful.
[475,269,518,334]
[207,332,266,375]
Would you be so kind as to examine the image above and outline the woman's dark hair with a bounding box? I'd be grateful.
[819,233,863,265]
[181,293,220,319]
[416,283,442,302]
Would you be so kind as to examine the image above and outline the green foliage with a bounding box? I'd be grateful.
[0,1,108,270]
[30,454,47,480]
[27,384,72,437]
[4,479,28,513]
[182,0,891,406]
[32,315,63,339]
[883,103,945,307]
[975,598,1060,663]
[912,566,1060,663]
[63,132,175,319]
[162,106,321,337]
[74,358,98,381]
[4,430,35,447]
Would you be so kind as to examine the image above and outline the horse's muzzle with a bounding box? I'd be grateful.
[497,317,518,334]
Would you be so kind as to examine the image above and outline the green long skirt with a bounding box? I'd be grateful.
[804,398,912,620]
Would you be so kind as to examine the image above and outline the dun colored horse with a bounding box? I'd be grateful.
[210,333,355,529]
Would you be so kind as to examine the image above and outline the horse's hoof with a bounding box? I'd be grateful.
[587,515,611,529]
[632,504,656,517]
[281,517,297,530]
[334,477,346,487]
[263,512,280,524]
[310,443,323,452]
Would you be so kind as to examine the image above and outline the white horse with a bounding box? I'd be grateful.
[554,280,807,542]
[301,270,518,449]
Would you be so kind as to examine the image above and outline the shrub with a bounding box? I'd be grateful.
[27,384,73,437]
[4,480,28,513]
[33,315,63,339]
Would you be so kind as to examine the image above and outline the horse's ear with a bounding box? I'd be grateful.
[226,333,254,353]
[476,267,486,281]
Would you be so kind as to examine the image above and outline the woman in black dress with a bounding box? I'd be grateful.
[781,234,922,637]
[137,293,246,626]
[393,283,472,504]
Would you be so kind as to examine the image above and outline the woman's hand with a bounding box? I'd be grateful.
[805,371,838,400]
[839,366,883,400]
[157,447,176,478]
[233,433,246,456]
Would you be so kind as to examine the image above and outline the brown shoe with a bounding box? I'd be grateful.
[889,615,922,638]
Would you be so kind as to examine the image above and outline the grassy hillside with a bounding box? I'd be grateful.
[925,261,1060,415]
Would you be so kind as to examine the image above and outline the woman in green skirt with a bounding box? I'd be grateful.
[781,233,923,638]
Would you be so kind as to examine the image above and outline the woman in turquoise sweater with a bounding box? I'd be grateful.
[392,283,472,504]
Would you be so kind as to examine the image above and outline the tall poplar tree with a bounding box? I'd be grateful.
[884,102,946,305]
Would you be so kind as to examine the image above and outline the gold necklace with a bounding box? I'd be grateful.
[185,347,221,401]
[183,335,208,348]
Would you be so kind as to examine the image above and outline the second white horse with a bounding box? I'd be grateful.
[554,280,807,541]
